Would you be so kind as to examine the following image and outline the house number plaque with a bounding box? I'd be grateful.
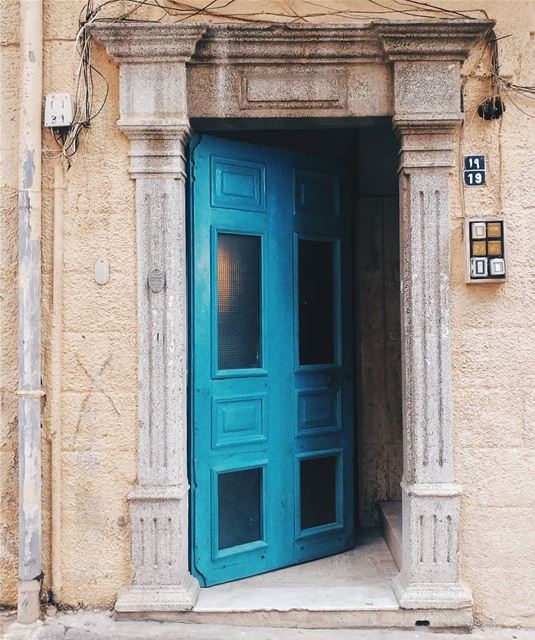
[148,269,165,293]
[464,155,486,186]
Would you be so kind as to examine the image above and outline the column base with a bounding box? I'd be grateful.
[115,575,200,614]
[392,573,472,610]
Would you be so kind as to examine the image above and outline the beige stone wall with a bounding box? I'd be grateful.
[1,0,534,627]
[449,3,535,626]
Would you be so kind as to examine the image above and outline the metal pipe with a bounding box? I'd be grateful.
[50,162,65,603]
[17,0,43,624]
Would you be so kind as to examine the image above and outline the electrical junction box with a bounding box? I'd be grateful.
[44,93,74,128]
[465,217,507,283]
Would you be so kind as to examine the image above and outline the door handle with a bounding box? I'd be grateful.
[325,374,334,386]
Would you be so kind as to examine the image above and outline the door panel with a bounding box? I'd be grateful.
[190,134,353,586]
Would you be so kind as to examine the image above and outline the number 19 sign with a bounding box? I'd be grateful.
[464,155,486,186]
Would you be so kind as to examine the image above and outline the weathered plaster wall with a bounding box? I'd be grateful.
[0,0,534,627]
[41,37,137,607]
[1,0,137,608]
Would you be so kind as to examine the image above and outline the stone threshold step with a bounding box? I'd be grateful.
[378,500,402,571]
[165,607,473,629]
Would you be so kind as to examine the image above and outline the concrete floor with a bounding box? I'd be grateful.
[172,530,470,628]
[193,529,399,613]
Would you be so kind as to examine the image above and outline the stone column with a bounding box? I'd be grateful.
[391,61,471,610]
[115,120,199,613]
[93,28,206,612]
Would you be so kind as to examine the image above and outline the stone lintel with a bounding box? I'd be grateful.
[91,20,492,122]
[193,23,382,63]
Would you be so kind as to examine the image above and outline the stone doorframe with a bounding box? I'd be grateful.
[92,18,493,615]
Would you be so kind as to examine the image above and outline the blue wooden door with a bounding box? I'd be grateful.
[190,134,354,586]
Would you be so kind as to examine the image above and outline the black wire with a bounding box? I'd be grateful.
[65,0,535,164]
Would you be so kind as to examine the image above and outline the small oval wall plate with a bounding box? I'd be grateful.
[148,268,166,293]
[95,259,110,285]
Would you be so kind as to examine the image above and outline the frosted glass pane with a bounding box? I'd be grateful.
[218,468,262,550]
[218,234,261,370]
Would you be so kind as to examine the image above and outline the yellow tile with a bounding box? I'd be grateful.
[488,240,502,256]
[487,222,502,238]
[472,241,487,256]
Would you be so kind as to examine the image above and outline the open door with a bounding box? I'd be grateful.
[190,134,354,586]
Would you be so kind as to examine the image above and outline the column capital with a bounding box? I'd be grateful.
[394,116,461,172]
[392,59,463,173]
[393,116,462,138]
[119,121,191,178]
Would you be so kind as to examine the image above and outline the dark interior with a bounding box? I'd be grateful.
[195,121,402,534]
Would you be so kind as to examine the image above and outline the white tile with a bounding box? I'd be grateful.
[471,222,487,239]
[489,258,505,276]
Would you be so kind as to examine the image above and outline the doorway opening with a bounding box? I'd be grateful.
[188,120,402,598]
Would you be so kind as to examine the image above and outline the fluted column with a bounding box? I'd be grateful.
[115,122,198,613]
[92,29,207,612]
[391,60,471,610]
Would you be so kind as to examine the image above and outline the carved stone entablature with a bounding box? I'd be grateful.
[92,20,494,65]
[92,20,493,120]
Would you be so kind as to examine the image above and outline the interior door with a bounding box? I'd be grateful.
[190,134,354,587]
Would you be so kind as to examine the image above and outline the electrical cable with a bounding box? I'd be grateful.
[52,0,535,164]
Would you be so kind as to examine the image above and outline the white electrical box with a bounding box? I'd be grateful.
[44,93,74,128]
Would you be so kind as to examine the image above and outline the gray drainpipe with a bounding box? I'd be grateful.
[17,0,43,624]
